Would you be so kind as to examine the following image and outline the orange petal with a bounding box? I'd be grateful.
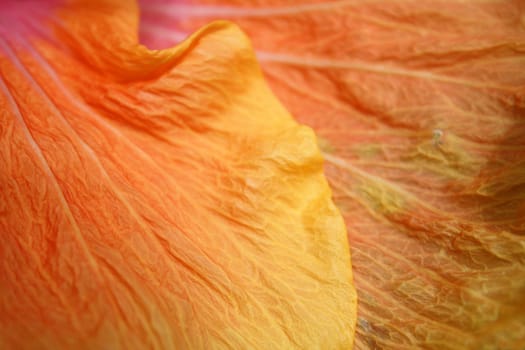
[139,1,525,348]
[0,1,356,348]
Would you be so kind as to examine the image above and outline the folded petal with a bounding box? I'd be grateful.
[0,1,356,349]
[139,1,525,348]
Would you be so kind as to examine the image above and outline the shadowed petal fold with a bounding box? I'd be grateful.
[139,0,525,349]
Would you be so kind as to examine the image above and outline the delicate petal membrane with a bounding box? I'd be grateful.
[0,0,356,349]
[139,0,525,349]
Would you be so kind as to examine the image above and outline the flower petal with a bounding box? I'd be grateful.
[0,0,356,348]
[139,0,525,348]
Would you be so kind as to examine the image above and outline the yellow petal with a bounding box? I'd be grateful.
[0,1,356,348]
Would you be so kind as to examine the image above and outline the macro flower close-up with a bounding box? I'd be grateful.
[1,0,524,349]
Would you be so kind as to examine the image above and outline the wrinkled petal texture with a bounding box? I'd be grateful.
[0,0,357,349]
[139,0,525,349]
